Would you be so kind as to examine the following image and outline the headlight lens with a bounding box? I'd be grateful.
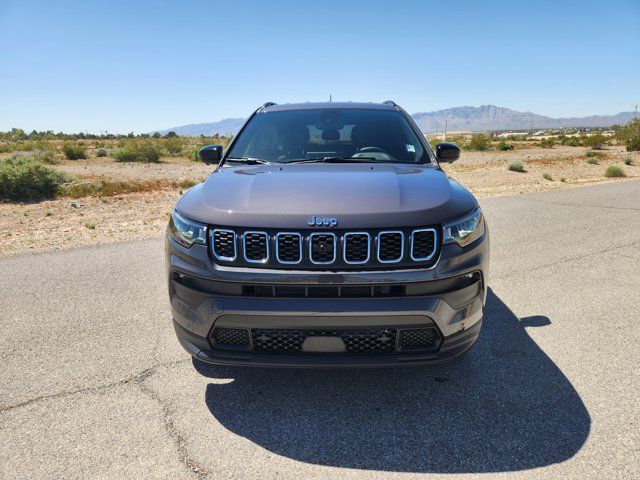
[169,211,207,247]
[443,208,484,247]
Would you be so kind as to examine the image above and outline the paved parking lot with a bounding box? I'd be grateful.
[1,180,639,479]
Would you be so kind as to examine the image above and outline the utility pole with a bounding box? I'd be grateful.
[635,104,638,119]
[444,119,448,141]
[329,94,332,102]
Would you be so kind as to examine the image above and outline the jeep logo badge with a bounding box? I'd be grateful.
[307,216,338,227]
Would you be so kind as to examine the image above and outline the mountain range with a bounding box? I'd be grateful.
[153,105,636,136]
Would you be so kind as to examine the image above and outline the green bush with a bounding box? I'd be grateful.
[615,118,640,152]
[604,166,626,178]
[624,157,633,166]
[538,138,555,149]
[0,156,70,201]
[584,133,607,150]
[113,139,163,163]
[32,149,59,164]
[466,134,490,151]
[564,136,582,147]
[542,172,553,181]
[163,136,186,156]
[95,148,108,157]
[508,160,525,172]
[497,140,514,151]
[62,141,87,160]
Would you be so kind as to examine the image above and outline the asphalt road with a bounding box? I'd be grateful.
[1,180,639,479]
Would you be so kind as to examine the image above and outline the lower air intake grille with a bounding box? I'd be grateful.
[252,328,397,353]
[244,232,268,262]
[399,328,441,351]
[211,327,250,347]
[378,232,403,262]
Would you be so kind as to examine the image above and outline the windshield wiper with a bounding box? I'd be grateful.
[285,156,387,164]
[226,157,272,165]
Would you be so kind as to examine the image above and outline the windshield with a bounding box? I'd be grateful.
[227,108,431,164]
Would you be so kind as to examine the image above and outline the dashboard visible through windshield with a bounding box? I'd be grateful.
[227,108,431,164]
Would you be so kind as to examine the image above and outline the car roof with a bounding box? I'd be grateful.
[262,102,398,112]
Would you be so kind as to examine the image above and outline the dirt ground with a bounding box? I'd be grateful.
[2,145,639,257]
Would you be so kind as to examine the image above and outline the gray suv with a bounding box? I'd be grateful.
[166,101,489,367]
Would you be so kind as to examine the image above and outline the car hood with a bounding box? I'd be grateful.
[176,163,477,229]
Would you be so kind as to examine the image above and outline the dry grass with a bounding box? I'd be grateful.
[59,178,198,199]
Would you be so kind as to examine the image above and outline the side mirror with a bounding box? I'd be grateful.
[199,145,223,165]
[435,142,460,162]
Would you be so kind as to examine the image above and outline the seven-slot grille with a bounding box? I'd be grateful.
[209,227,439,268]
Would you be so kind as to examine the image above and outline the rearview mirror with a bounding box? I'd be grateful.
[435,142,460,162]
[199,145,223,165]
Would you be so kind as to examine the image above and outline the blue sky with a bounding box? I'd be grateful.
[1,0,638,133]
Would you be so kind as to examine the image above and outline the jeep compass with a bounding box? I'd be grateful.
[166,101,489,367]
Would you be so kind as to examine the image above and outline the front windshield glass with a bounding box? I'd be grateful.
[227,108,431,164]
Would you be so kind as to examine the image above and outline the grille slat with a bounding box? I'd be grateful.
[377,231,404,263]
[212,229,236,261]
[411,229,437,261]
[309,233,336,264]
[344,232,370,264]
[276,232,302,264]
[243,231,269,263]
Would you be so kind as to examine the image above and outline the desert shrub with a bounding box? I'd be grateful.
[542,172,553,181]
[624,157,633,166]
[584,133,607,150]
[95,148,108,157]
[497,140,514,151]
[466,134,490,151]
[113,139,162,163]
[586,157,599,165]
[62,141,87,160]
[604,166,625,178]
[163,136,186,156]
[564,136,582,147]
[508,160,525,172]
[615,118,640,152]
[0,156,70,201]
[32,149,60,164]
[538,138,555,149]
[560,177,566,182]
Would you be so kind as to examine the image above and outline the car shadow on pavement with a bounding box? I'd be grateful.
[194,289,590,473]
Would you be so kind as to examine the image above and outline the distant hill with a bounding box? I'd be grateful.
[152,118,245,136]
[154,106,635,135]
[411,105,636,132]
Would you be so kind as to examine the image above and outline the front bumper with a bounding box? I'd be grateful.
[167,228,489,367]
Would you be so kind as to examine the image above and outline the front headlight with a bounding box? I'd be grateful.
[443,208,484,247]
[169,211,207,247]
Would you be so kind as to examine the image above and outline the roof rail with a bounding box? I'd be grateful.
[259,102,277,111]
